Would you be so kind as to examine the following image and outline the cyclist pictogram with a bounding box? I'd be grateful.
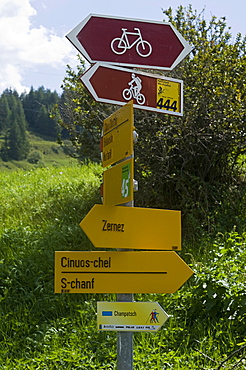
[122,73,146,105]
[111,28,152,57]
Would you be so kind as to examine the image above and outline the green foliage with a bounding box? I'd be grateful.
[0,165,245,368]
[0,164,114,369]
[132,232,246,369]
[0,133,80,171]
[27,149,44,164]
[133,6,246,238]
[8,118,29,160]
[0,135,9,161]
[53,57,118,162]
[0,89,30,160]
[0,93,11,132]
[167,231,246,329]
[21,86,60,138]
[0,87,61,163]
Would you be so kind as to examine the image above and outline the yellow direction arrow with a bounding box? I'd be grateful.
[97,301,169,332]
[103,157,134,206]
[101,101,134,167]
[54,251,193,293]
[80,204,181,250]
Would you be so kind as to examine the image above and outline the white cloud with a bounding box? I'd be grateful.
[0,64,29,93]
[0,0,76,94]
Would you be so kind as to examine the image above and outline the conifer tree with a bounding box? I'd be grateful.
[8,119,22,160]
[3,90,30,160]
[0,135,9,161]
[0,93,11,133]
[22,86,60,137]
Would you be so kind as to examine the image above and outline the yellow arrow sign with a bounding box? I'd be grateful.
[80,204,181,250]
[54,251,193,293]
[97,301,169,332]
[103,157,134,206]
[101,101,134,167]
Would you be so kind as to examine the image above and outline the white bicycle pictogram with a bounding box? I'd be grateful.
[122,73,146,105]
[111,28,152,57]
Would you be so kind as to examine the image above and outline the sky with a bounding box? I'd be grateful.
[0,0,245,95]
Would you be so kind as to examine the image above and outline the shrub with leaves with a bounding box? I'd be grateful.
[172,231,246,339]
[134,6,246,237]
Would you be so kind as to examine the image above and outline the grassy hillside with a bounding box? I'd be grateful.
[0,133,78,172]
[0,164,245,369]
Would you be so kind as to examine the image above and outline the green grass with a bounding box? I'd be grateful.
[0,164,245,369]
[0,132,78,172]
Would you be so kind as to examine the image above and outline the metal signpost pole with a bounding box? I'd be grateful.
[117,199,134,370]
[117,293,134,370]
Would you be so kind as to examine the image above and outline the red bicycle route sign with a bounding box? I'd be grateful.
[80,63,183,116]
[66,14,193,70]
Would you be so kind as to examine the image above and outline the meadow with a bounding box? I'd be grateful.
[0,133,76,172]
[0,163,245,369]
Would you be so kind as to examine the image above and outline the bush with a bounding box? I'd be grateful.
[27,150,44,164]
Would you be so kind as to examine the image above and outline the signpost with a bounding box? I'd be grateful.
[103,157,134,206]
[63,14,194,370]
[81,63,183,116]
[101,100,134,167]
[66,14,193,70]
[100,101,135,369]
[54,251,193,294]
[97,302,169,332]
[79,204,181,250]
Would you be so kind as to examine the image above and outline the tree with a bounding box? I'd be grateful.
[22,87,60,138]
[54,57,116,162]
[1,90,30,160]
[8,119,23,160]
[55,7,246,236]
[0,93,11,133]
[133,6,246,234]
[1,135,9,161]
